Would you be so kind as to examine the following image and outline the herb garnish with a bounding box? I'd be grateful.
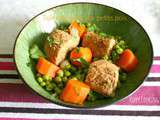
[76,47,80,53]
[47,36,54,47]
[87,23,99,33]
[99,32,107,39]
[102,55,108,61]
[47,36,62,47]
[72,57,89,68]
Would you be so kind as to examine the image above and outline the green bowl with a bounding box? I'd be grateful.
[14,2,153,108]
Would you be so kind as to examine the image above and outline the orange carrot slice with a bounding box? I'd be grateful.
[70,47,92,66]
[36,57,59,77]
[69,20,86,38]
[116,49,138,72]
[60,79,90,105]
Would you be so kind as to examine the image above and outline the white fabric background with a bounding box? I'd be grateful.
[0,0,159,56]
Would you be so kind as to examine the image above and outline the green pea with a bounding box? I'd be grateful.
[62,76,68,82]
[37,77,43,83]
[43,74,52,81]
[46,81,51,85]
[118,40,126,49]
[64,70,71,77]
[54,87,61,94]
[46,87,52,91]
[60,60,70,69]
[102,55,108,61]
[119,40,125,43]
[40,82,46,87]
[55,76,62,83]
[115,45,120,49]
[65,64,71,69]
[46,86,53,91]
[118,40,125,45]
[70,77,77,80]
[57,70,64,77]
[116,47,123,54]
[99,32,107,38]
[46,84,54,91]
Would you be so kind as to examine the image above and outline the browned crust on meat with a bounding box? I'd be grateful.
[44,29,80,65]
[85,60,119,96]
[82,32,116,57]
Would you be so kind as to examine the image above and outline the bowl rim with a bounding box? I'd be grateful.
[13,2,154,108]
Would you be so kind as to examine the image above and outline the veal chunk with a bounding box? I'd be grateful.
[44,29,80,65]
[85,60,119,96]
[82,32,116,57]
